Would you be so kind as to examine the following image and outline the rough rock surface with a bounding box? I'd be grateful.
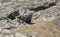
[0,0,60,37]
[0,29,27,37]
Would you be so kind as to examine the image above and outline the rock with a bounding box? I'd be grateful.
[0,20,10,28]
[0,0,57,22]
[0,0,60,37]
[15,32,27,37]
[17,12,33,24]
[52,18,60,29]
[41,4,60,21]
[0,29,27,37]
[0,18,20,29]
[0,29,15,37]
[7,10,19,20]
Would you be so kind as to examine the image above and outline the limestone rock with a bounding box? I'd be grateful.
[52,18,60,29]
[42,3,60,21]
[0,29,27,37]
[0,0,60,37]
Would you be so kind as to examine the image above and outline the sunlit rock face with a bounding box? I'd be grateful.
[0,0,60,37]
[52,18,60,29]
[41,4,60,21]
[0,29,27,37]
[0,0,57,29]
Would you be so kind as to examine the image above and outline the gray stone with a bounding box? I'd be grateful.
[0,29,27,37]
[0,29,15,37]
[41,4,60,21]
[0,0,59,32]
[52,18,60,29]
[0,18,20,29]
[0,0,60,37]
